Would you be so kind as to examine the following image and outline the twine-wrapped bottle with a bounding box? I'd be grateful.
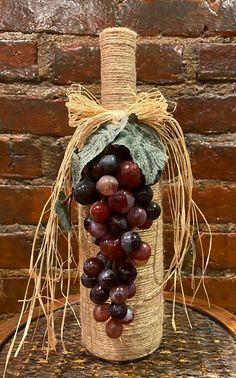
[79,27,164,361]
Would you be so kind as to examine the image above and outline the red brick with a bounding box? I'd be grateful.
[0,135,42,179]
[0,231,79,269]
[174,95,236,133]
[137,42,184,83]
[118,0,236,37]
[195,232,236,270]
[0,97,71,136]
[0,232,33,269]
[163,184,236,224]
[52,43,100,84]
[188,135,236,181]
[197,44,236,81]
[0,277,79,313]
[167,277,236,311]
[0,0,115,34]
[0,186,51,225]
[0,40,37,81]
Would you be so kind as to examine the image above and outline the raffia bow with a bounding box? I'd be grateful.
[4,85,211,375]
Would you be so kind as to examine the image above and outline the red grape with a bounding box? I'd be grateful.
[90,201,111,222]
[116,160,142,189]
[132,241,151,261]
[138,219,153,230]
[127,282,136,298]
[96,175,119,196]
[133,258,149,267]
[100,238,124,260]
[105,319,123,338]
[93,303,110,322]
[110,285,129,304]
[108,189,135,214]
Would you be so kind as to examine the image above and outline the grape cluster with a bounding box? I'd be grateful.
[74,146,161,339]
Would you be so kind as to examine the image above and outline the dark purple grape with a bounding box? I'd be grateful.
[146,202,161,220]
[127,282,136,298]
[83,257,104,278]
[109,303,127,320]
[108,189,135,214]
[96,251,109,265]
[91,162,105,180]
[90,284,110,304]
[99,154,119,174]
[127,206,147,228]
[74,179,98,205]
[98,269,118,289]
[119,306,134,324]
[84,216,93,232]
[81,273,97,288]
[109,214,128,234]
[118,262,137,284]
[134,185,153,205]
[120,231,141,253]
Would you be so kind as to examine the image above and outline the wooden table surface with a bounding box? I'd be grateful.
[0,293,236,377]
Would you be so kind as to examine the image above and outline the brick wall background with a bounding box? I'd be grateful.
[0,0,236,315]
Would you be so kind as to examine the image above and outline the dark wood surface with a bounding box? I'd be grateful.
[1,295,236,377]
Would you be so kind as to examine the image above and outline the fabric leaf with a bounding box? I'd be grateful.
[78,116,128,180]
[112,121,168,185]
[71,148,80,188]
[54,192,72,232]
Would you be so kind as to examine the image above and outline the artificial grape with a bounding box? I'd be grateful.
[127,282,136,298]
[91,162,104,180]
[84,216,93,232]
[96,175,119,196]
[100,238,124,260]
[116,160,143,190]
[119,306,134,325]
[133,259,149,267]
[109,303,127,320]
[108,145,131,161]
[138,218,153,230]
[81,273,98,288]
[153,170,162,184]
[118,262,137,284]
[132,241,151,261]
[90,201,111,223]
[127,206,147,228]
[109,214,128,235]
[96,251,109,265]
[146,202,161,220]
[134,185,153,205]
[93,303,110,322]
[99,154,119,174]
[90,284,110,304]
[89,221,108,238]
[98,269,118,289]
[92,238,101,246]
[120,231,142,253]
[110,285,129,304]
[105,319,123,339]
[108,190,135,214]
[74,179,98,205]
[83,257,104,278]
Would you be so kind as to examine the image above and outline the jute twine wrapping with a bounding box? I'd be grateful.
[79,27,164,361]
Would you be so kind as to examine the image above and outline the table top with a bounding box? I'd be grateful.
[1,300,236,378]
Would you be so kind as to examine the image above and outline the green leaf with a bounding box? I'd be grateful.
[54,192,72,233]
[78,116,128,180]
[112,121,168,185]
[71,148,80,188]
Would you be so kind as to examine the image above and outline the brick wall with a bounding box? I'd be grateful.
[0,0,236,314]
